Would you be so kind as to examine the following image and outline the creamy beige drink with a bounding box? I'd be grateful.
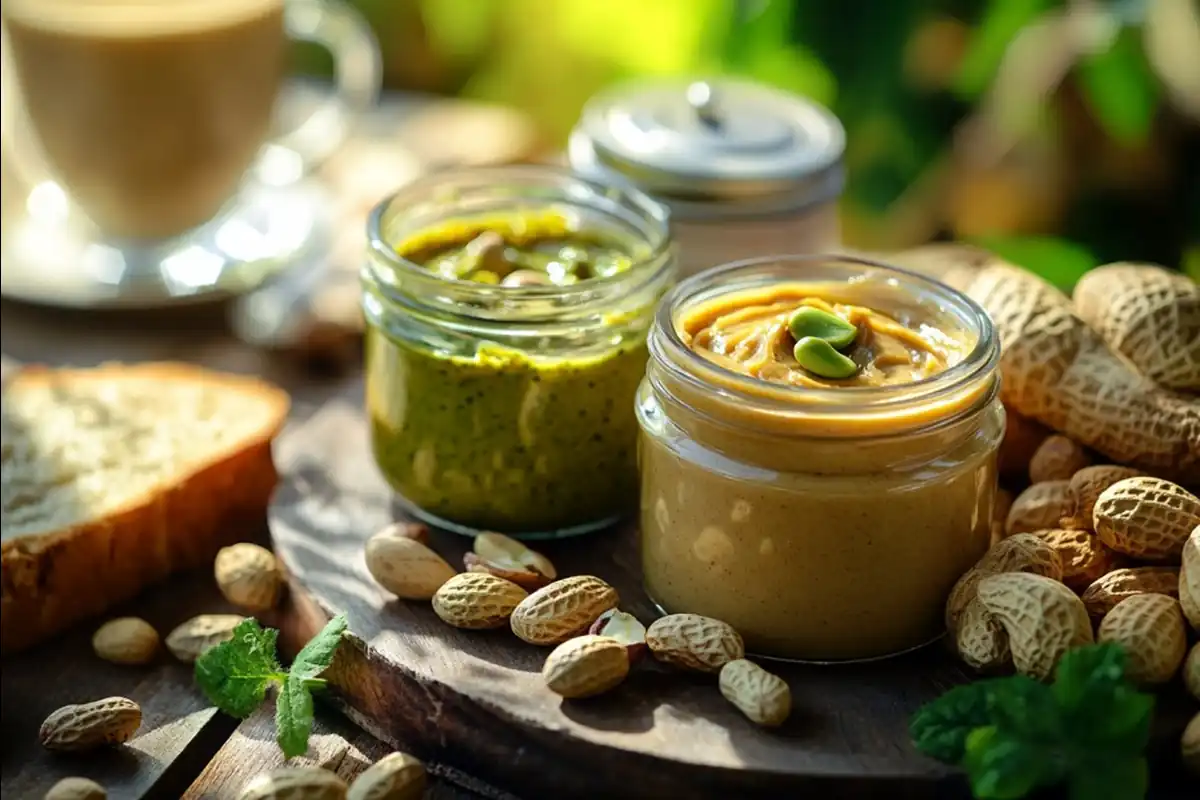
[637,257,1005,661]
[3,0,286,239]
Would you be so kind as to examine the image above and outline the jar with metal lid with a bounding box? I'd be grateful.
[362,166,676,539]
[569,78,845,277]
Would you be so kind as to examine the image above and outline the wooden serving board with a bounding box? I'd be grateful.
[268,384,1195,800]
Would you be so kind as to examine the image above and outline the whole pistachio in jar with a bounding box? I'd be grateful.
[569,78,845,277]
[362,166,675,538]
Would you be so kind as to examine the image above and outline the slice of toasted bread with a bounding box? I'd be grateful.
[1,362,290,653]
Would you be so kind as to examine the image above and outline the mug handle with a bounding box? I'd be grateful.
[256,0,382,183]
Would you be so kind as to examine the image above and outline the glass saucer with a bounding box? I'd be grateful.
[0,171,333,310]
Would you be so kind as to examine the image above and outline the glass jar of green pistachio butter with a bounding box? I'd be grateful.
[362,166,675,539]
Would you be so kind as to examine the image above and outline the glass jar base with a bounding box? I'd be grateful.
[394,495,623,541]
[646,595,946,665]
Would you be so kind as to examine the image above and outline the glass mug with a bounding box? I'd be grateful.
[0,0,380,302]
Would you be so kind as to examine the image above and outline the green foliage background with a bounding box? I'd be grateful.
[321,0,1200,287]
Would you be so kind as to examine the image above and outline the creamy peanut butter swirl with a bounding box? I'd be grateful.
[681,286,971,388]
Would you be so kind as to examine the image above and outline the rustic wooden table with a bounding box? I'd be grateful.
[4,286,1196,800]
[0,299,521,799]
[1,95,1194,797]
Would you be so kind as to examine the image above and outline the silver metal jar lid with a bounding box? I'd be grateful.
[569,78,845,203]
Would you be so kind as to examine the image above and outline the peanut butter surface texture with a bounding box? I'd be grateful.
[680,283,974,389]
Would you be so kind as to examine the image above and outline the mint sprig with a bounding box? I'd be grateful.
[911,643,1154,800]
[195,615,348,758]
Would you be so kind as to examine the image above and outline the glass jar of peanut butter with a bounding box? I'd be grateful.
[568,78,845,278]
[636,254,1004,662]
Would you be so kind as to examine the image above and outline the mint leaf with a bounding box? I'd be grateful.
[988,676,1062,743]
[276,674,316,759]
[1055,644,1153,752]
[916,642,1155,799]
[1054,643,1126,708]
[964,725,1054,800]
[1073,684,1155,754]
[195,618,286,718]
[193,614,348,762]
[1067,755,1148,800]
[290,614,347,681]
[910,681,996,762]
[274,614,346,759]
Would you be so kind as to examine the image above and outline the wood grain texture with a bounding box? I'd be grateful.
[269,387,973,800]
[270,385,1200,800]
[182,704,505,800]
[0,572,243,800]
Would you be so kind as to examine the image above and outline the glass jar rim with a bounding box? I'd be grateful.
[648,253,999,426]
[364,165,674,322]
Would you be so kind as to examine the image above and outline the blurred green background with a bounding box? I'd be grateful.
[313,0,1199,287]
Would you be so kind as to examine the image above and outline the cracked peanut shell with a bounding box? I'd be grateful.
[955,598,1011,673]
[977,572,1093,681]
[945,533,1063,634]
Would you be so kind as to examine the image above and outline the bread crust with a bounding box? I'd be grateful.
[1,362,290,653]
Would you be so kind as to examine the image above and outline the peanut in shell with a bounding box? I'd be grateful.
[510,576,619,646]
[976,572,1093,681]
[719,659,791,727]
[1080,566,1180,622]
[1072,262,1200,392]
[347,752,426,800]
[45,777,107,800]
[945,533,1062,635]
[966,263,1199,481]
[1005,481,1071,536]
[432,572,527,629]
[1061,465,1143,530]
[1092,477,1200,561]
[1030,529,1121,591]
[365,531,456,601]
[238,767,347,800]
[39,697,142,752]
[542,635,630,699]
[214,543,283,612]
[1097,593,1187,685]
[1180,526,1200,630]
[92,617,159,665]
[1028,435,1091,484]
[645,613,745,673]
